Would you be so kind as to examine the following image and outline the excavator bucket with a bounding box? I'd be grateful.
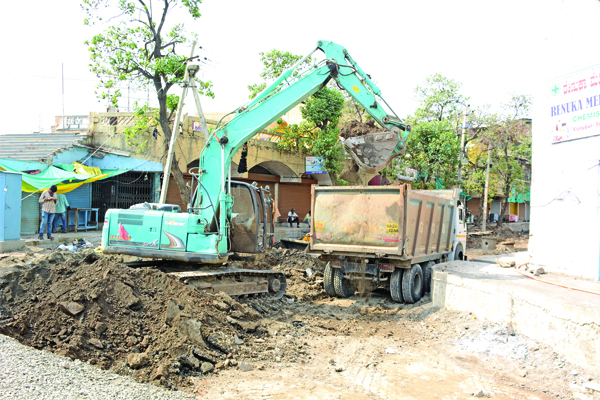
[340,131,406,175]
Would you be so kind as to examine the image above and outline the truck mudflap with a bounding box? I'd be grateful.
[169,268,287,299]
[102,246,231,264]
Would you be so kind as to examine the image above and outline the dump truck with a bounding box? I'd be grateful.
[308,185,467,303]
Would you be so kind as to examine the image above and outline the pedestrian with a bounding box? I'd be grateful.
[53,193,70,233]
[287,208,300,228]
[303,211,311,228]
[39,185,58,240]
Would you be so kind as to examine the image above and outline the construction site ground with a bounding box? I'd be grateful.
[2,223,600,399]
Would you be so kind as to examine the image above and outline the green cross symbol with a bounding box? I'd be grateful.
[551,85,560,96]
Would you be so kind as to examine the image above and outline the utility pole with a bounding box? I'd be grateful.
[127,80,131,112]
[482,144,492,232]
[159,42,197,204]
[457,104,469,182]
[191,77,210,143]
[62,63,65,132]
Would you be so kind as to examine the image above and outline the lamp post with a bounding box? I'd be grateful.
[482,144,492,232]
[457,104,470,182]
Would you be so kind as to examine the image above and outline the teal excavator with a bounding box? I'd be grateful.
[101,40,411,298]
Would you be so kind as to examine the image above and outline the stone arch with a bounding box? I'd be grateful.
[249,160,300,183]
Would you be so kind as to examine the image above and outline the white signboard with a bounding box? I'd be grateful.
[549,64,600,144]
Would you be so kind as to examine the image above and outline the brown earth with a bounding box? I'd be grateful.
[466,224,530,260]
[340,119,382,139]
[1,243,595,399]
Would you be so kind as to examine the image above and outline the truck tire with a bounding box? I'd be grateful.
[390,269,404,303]
[422,261,435,294]
[333,268,354,298]
[454,244,464,261]
[323,262,336,297]
[402,264,423,304]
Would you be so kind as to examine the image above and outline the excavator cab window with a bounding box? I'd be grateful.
[230,181,261,254]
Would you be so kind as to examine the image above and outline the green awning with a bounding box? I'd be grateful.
[508,188,531,203]
[0,163,129,194]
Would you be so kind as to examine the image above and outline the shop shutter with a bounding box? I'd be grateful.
[21,191,40,235]
[65,184,92,227]
[65,184,92,209]
[277,184,311,223]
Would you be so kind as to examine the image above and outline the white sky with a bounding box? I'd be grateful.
[1,0,599,133]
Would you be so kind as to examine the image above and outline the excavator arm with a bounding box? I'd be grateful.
[195,40,411,255]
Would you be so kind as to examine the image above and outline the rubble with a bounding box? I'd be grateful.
[0,249,307,389]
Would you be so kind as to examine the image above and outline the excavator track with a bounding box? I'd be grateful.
[169,268,287,300]
[123,261,287,299]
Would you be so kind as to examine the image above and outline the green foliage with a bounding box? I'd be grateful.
[123,101,158,153]
[247,49,312,99]
[248,49,346,182]
[82,0,214,132]
[392,120,460,189]
[83,0,214,205]
[301,88,345,130]
[412,73,468,125]
[312,128,345,180]
[275,87,346,182]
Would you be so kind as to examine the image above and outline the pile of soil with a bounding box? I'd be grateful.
[0,250,308,390]
[339,119,382,139]
[466,224,529,259]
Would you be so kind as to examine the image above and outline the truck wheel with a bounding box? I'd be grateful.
[422,261,435,294]
[402,264,423,304]
[390,269,404,303]
[454,244,464,261]
[323,262,336,297]
[333,268,355,298]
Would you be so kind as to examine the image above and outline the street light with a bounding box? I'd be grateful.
[457,104,470,182]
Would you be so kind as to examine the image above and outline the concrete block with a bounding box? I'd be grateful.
[0,239,26,253]
[481,238,496,251]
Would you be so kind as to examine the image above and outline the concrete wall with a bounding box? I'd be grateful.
[88,113,311,180]
[529,1,600,280]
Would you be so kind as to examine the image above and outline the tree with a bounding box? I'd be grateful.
[391,120,460,189]
[249,49,347,184]
[276,87,346,184]
[82,0,214,206]
[247,50,312,99]
[461,124,500,225]
[412,73,469,126]
[491,94,532,226]
[461,95,532,228]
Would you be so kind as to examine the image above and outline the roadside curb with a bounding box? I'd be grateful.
[432,258,600,375]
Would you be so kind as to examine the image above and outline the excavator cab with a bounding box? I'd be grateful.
[229,181,274,259]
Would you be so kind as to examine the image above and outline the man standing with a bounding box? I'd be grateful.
[39,185,57,240]
[53,193,70,233]
[288,208,300,228]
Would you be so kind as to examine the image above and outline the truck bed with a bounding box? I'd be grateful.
[309,185,458,263]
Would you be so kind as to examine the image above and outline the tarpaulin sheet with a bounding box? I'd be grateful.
[0,163,129,194]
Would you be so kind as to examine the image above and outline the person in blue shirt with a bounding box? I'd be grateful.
[53,193,70,233]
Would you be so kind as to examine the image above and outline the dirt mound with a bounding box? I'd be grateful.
[339,119,382,139]
[0,250,295,390]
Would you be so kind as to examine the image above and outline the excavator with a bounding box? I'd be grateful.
[101,40,411,299]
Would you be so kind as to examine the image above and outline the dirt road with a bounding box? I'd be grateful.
[191,292,582,400]
[2,233,595,400]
